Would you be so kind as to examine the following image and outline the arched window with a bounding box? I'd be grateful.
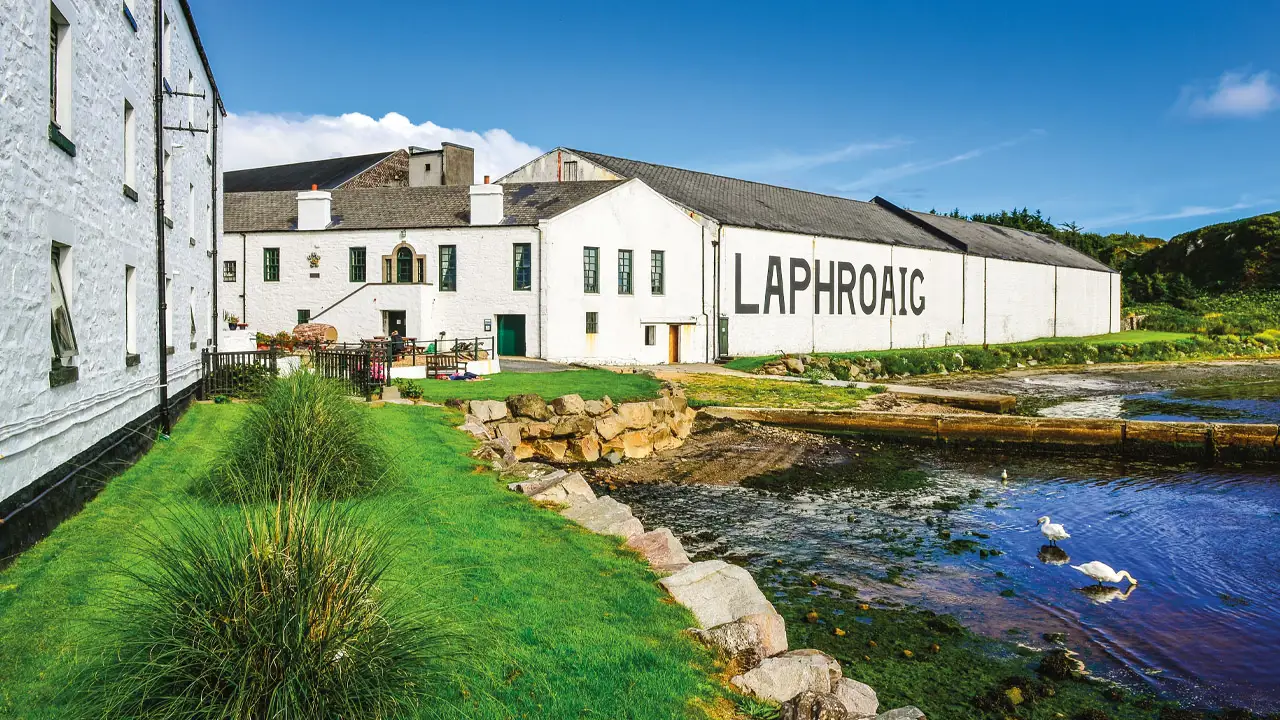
[396,247,413,283]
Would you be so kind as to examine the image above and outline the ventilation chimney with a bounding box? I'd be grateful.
[469,181,503,226]
[297,184,332,231]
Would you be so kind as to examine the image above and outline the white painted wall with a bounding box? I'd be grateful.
[540,179,708,364]
[0,0,221,503]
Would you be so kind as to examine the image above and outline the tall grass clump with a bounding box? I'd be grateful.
[206,371,391,500]
[85,494,466,719]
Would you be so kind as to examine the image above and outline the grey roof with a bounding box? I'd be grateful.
[224,152,398,193]
[566,149,1113,273]
[225,181,624,233]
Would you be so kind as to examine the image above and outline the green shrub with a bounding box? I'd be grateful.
[205,372,391,501]
[85,495,465,719]
[392,378,424,399]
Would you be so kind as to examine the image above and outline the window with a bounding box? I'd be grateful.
[583,246,599,293]
[396,247,413,283]
[644,325,656,346]
[223,260,236,282]
[563,160,580,181]
[188,286,197,342]
[297,309,311,325]
[186,70,194,126]
[439,245,456,291]
[123,101,136,192]
[263,248,279,281]
[187,183,195,241]
[163,277,172,349]
[124,266,137,357]
[416,257,424,284]
[349,247,366,282]
[162,150,171,219]
[48,3,74,155]
[50,245,78,364]
[161,13,171,82]
[651,250,665,295]
[585,311,598,335]
[617,249,633,295]
[513,243,532,291]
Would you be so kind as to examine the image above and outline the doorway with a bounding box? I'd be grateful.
[497,315,526,356]
[668,325,680,364]
[385,310,406,338]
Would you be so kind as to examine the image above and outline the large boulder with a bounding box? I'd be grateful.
[659,560,787,656]
[584,396,614,416]
[625,528,691,572]
[531,439,568,462]
[874,709,924,720]
[616,402,654,429]
[470,437,514,466]
[565,435,602,462]
[500,461,561,482]
[560,496,644,538]
[651,395,675,420]
[690,619,765,671]
[621,430,654,459]
[457,414,490,440]
[731,650,841,704]
[832,679,878,718]
[784,357,805,374]
[529,472,596,507]
[782,691,849,720]
[650,426,681,452]
[595,413,627,441]
[469,399,509,423]
[507,394,551,421]
[552,414,595,438]
[550,394,587,416]
[522,421,554,440]
[493,422,523,447]
[670,407,697,439]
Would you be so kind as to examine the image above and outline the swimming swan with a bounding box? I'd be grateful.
[1072,561,1138,587]
[1037,516,1070,545]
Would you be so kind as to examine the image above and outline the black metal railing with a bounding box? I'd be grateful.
[356,336,495,378]
[200,346,280,399]
[312,345,381,400]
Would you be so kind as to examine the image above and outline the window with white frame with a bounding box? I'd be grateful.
[223,260,236,282]
[123,101,136,191]
[50,244,78,367]
[644,325,656,346]
[125,265,137,357]
[49,3,72,134]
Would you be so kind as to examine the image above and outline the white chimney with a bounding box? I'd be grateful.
[297,185,331,231]
[469,178,502,226]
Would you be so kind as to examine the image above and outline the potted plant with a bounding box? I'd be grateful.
[223,310,239,331]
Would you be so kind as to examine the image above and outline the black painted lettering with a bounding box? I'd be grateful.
[898,267,909,316]
[910,269,926,315]
[880,265,896,315]
[789,258,811,315]
[813,260,835,315]
[859,264,877,314]
[764,256,785,314]
[837,261,856,315]
[734,253,759,314]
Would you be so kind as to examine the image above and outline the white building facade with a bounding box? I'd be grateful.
[0,0,223,540]
[220,179,708,365]
[500,148,1121,358]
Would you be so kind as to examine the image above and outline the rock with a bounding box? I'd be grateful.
[874,708,925,720]
[650,426,680,452]
[531,439,568,462]
[691,620,764,671]
[550,394,586,416]
[764,364,787,376]
[522,421,554,440]
[652,395,675,419]
[781,691,850,720]
[560,496,644,538]
[594,413,627,441]
[739,610,788,658]
[621,430,653,459]
[625,528,691,572]
[671,407,697,439]
[507,394,551,421]
[784,357,805,374]
[566,435,602,462]
[730,650,840,704]
[457,414,490,439]
[469,437,514,465]
[552,414,595,438]
[513,443,534,460]
[659,560,779,631]
[832,678,878,718]
[506,468,568,495]
[584,397,613,416]
[499,461,561,481]
[786,649,842,687]
[669,392,688,414]
[381,385,401,401]
[469,399,509,422]
[529,472,596,507]
[444,397,468,411]
[616,402,654,429]
[493,421,523,447]
[603,449,623,465]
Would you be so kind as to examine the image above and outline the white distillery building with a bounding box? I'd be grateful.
[220,179,708,365]
[500,149,1121,359]
[0,0,223,549]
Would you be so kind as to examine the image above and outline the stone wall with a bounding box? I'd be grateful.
[458,385,697,463]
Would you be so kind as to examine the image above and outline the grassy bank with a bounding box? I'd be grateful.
[724,331,1278,379]
[0,403,725,718]
[1128,290,1280,336]
[678,374,880,409]
[401,368,660,404]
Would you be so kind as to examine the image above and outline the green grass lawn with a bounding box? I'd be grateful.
[0,404,725,719]
[408,369,660,404]
[679,373,879,409]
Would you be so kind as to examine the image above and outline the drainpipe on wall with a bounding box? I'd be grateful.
[537,224,545,359]
[209,100,219,353]
[712,225,722,359]
[153,5,170,435]
[241,232,247,320]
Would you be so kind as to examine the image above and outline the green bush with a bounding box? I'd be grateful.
[86,495,465,719]
[205,372,391,501]
[392,378,424,399]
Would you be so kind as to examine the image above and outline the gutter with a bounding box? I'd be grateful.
[153,5,170,434]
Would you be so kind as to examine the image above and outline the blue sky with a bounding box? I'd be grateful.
[193,0,1280,239]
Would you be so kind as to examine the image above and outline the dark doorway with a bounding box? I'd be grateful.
[668,325,680,364]
[718,316,729,357]
[386,310,406,337]
[497,315,526,356]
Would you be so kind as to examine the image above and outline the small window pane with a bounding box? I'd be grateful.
[263,248,279,281]
[396,247,413,283]
[617,250,633,295]
[222,260,236,282]
[583,247,599,293]
[297,309,310,325]
[349,247,366,283]
[651,250,665,295]
[644,325,656,346]
[513,243,532,291]
[50,246,78,361]
[585,311,598,335]
[439,245,457,291]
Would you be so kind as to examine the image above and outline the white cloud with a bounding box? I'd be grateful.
[713,139,911,177]
[1181,70,1280,118]
[1085,198,1273,229]
[836,130,1045,193]
[222,111,543,181]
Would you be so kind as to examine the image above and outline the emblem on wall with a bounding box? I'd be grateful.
[306,252,321,268]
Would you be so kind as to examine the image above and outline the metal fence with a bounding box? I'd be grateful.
[199,346,280,399]
[337,336,495,379]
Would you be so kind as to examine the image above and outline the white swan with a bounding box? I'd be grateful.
[1072,561,1138,587]
[1001,469,1009,482]
[1037,516,1070,546]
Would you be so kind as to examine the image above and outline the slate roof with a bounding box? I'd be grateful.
[224,152,399,193]
[565,149,1113,273]
[224,181,624,233]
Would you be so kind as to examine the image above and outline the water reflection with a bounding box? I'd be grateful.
[1037,545,1070,565]
[1079,584,1138,604]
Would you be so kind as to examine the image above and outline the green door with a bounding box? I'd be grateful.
[496,315,526,356]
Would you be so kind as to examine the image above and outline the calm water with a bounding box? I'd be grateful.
[1041,378,1280,423]
[611,445,1280,712]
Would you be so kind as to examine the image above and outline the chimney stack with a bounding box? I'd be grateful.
[297,185,332,231]
[469,182,503,226]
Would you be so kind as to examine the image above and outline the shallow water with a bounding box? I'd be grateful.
[611,443,1280,712]
[1041,378,1280,423]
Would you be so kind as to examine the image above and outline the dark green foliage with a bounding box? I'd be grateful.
[735,696,782,719]
[930,206,1164,269]
[205,372,391,501]
[1128,212,1280,293]
[208,362,277,398]
[392,377,423,399]
[1129,291,1280,336]
[84,495,465,719]
[1076,710,1114,720]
